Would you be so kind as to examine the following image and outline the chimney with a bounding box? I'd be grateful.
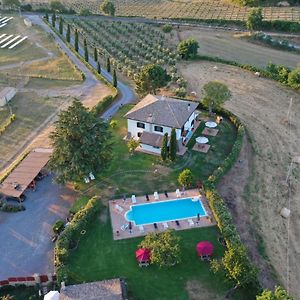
[188,103,190,111]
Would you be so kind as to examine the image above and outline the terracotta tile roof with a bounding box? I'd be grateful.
[125,94,198,129]
[59,279,123,300]
[140,132,164,148]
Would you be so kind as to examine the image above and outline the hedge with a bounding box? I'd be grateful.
[0,114,16,136]
[91,95,115,117]
[54,196,102,282]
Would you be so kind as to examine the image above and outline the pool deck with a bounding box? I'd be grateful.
[109,189,215,240]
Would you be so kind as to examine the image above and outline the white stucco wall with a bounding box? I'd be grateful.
[140,143,161,154]
[183,111,197,131]
[127,119,182,140]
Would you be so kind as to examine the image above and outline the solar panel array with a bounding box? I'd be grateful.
[0,34,28,49]
[0,16,14,28]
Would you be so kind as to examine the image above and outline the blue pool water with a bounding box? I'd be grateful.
[125,198,207,226]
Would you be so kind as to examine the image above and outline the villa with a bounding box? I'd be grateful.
[124,94,199,154]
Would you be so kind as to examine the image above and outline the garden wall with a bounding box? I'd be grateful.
[0,274,56,288]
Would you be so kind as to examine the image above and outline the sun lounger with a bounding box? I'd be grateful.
[164,191,168,198]
[0,23,7,28]
[188,219,194,226]
[139,225,144,233]
[175,220,180,226]
[176,189,181,198]
[121,224,129,231]
[131,195,137,203]
[154,223,158,229]
[115,204,124,213]
[154,191,159,200]
[163,222,168,229]
[0,34,6,40]
[0,17,8,22]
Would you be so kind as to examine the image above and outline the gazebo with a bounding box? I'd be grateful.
[44,291,60,300]
[136,248,151,267]
[196,241,214,261]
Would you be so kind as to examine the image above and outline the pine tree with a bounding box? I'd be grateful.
[74,29,79,52]
[84,38,89,62]
[97,61,101,74]
[106,57,111,72]
[169,128,177,161]
[113,69,117,87]
[161,133,168,161]
[45,12,49,22]
[59,17,63,35]
[94,47,98,62]
[51,12,56,28]
[66,24,71,43]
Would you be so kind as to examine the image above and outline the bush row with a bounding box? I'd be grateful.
[0,114,16,136]
[0,200,25,212]
[54,196,102,282]
[91,95,115,117]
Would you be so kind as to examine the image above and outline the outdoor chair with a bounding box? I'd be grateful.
[154,191,159,200]
[131,195,137,203]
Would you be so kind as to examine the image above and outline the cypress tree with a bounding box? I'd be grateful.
[169,128,177,161]
[113,69,117,87]
[106,57,111,73]
[51,12,56,28]
[94,47,98,62]
[84,39,89,62]
[74,29,79,52]
[161,133,168,161]
[97,61,101,74]
[45,12,49,22]
[59,17,63,35]
[66,24,71,42]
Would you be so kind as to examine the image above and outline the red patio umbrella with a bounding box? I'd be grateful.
[135,248,151,263]
[196,241,214,257]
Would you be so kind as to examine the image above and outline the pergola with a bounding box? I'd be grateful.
[0,148,52,198]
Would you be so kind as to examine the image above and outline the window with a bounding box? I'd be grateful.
[137,122,145,129]
[154,126,163,133]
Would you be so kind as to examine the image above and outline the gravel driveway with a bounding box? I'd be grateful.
[0,174,77,280]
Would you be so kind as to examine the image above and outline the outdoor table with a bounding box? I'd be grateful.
[205,121,217,128]
[196,136,209,144]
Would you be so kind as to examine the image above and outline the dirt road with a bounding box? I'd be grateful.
[179,61,300,298]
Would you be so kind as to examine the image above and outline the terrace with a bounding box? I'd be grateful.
[109,188,215,240]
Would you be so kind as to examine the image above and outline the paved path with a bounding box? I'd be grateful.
[0,175,77,279]
[27,14,137,120]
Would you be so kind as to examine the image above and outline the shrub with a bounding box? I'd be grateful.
[162,24,172,33]
[0,114,16,136]
[178,169,193,187]
[91,95,115,117]
[52,220,65,234]
[177,38,199,59]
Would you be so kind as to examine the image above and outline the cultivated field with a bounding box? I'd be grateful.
[179,60,300,299]
[176,28,300,68]
[26,0,300,21]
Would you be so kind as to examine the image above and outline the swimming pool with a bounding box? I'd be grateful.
[125,197,207,226]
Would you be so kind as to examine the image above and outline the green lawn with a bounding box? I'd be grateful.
[81,105,237,200]
[66,213,232,300]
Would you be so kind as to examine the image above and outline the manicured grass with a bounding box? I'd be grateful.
[69,195,90,214]
[66,215,231,300]
[82,105,237,200]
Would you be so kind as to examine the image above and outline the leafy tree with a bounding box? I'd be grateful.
[127,138,139,154]
[79,8,91,16]
[59,17,63,35]
[100,0,115,16]
[140,230,181,267]
[50,0,67,13]
[135,64,170,95]
[288,66,300,89]
[169,128,177,161]
[247,7,263,31]
[177,38,199,59]
[113,69,117,87]
[74,29,79,52]
[266,62,290,84]
[66,24,70,43]
[84,38,89,62]
[162,24,172,33]
[202,81,231,114]
[51,12,56,28]
[94,47,98,62]
[106,57,111,72]
[109,120,118,128]
[3,0,20,8]
[97,61,101,74]
[161,133,168,161]
[211,244,258,288]
[49,100,112,184]
[256,286,294,300]
[45,12,49,22]
[178,169,193,187]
